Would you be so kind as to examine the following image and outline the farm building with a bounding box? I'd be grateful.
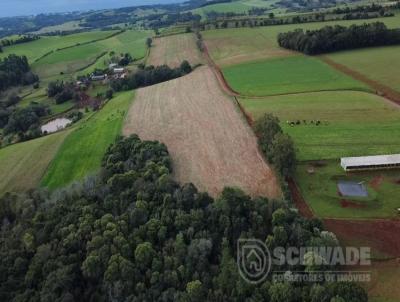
[91,74,107,81]
[341,154,400,171]
[113,68,125,74]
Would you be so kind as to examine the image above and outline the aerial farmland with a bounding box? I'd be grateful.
[0,0,400,301]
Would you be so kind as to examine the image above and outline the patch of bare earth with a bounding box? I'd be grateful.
[147,33,203,68]
[123,66,281,198]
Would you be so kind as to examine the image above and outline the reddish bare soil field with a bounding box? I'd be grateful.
[324,218,400,258]
[287,177,314,218]
[148,33,203,68]
[123,66,281,198]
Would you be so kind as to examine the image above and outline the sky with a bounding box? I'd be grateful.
[0,0,183,17]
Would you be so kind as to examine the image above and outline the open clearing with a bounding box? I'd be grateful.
[41,91,134,190]
[223,56,369,96]
[147,33,203,67]
[123,66,281,198]
[203,15,400,66]
[0,130,71,196]
[326,45,400,94]
[240,91,400,160]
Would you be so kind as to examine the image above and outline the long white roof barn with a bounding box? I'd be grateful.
[341,154,400,171]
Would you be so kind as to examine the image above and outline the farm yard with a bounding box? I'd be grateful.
[123,66,281,198]
[0,130,71,196]
[223,56,370,96]
[147,33,203,67]
[41,91,134,190]
[295,160,400,219]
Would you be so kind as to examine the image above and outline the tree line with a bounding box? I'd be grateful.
[277,22,400,55]
[0,35,40,50]
[0,134,367,301]
[255,114,297,178]
[110,61,192,92]
[0,54,38,91]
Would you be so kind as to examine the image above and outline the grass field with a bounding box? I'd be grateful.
[203,14,400,66]
[240,91,400,160]
[41,91,134,190]
[0,30,116,62]
[148,33,203,67]
[223,56,369,96]
[327,45,400,94]
[0,130,71,196]
[123,66,281,198]
[192,0,279,17]
[31,21,85,34]
[296,160,400,219]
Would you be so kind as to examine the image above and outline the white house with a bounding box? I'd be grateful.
[113,67,125,74]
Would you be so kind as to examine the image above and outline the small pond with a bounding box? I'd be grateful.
[41,118,72,134]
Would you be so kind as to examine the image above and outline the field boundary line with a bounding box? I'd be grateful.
[202,42,375,100]
[75,51,108,74]
[287,177,315,219]
[320,56,400,107]
[33,30,124,63]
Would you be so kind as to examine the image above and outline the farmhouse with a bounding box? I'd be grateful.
[91,74,107,81]
[113,67,125,74]
[341,154,400,171]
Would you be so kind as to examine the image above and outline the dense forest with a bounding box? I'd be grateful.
[278,22,400,54]
[0,55,38,91]
[0,135,367,301]
[111,61,193,92]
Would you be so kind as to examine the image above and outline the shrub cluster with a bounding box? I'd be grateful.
[47,81,76,104]
[110,61,192,92]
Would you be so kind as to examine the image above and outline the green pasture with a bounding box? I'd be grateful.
[0,30,116,62]
[223,56,369,96]
[41,91,134,190]
[192,0,278,17]
[32,30,151,79]
[327,45,400,93]
[0,130,71,196]
[296,160,400,219]
[240,91,400,160]
[203,14,400,65]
